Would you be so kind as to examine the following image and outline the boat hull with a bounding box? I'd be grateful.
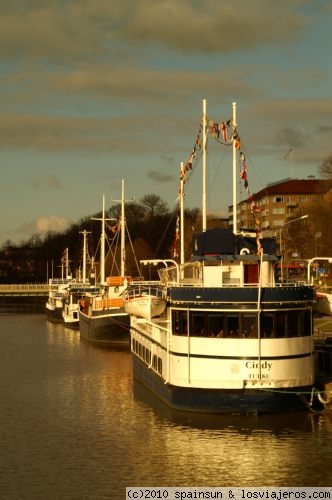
[132,356,313,414]
[46,304,63,323]
[314,293,332,316]
[79,309,130,346]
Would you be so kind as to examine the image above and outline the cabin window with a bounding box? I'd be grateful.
[261,313,274,338]
[299,310,311,336]
[225,315,240,337]
[192,313,206,336]
[171,309,311,339]
[207,313,225,337]
[275,311,286,337]
[172,310,188,335]
[287,310,300,337]
[242,315,257,338]
[145,349,151,364]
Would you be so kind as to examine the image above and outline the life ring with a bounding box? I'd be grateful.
[317,391,332,405]
[240,248,250,255]
[316,383,332,405]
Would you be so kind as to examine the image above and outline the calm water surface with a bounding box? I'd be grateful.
[0,314,331,499]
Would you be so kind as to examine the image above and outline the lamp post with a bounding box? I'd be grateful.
[279,214,308,282]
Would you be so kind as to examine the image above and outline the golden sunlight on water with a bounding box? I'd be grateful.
[0,314,332,499]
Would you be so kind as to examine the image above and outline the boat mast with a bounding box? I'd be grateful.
[113,179,134,277]
[80,229,90,284]
[101,194,106,285]
[120,179,125,277]
[180,161,185,265]
[202,98,207,232]
[91,195,114,286]
[232,102,237,234]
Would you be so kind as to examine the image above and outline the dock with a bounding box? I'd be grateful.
[0,284,49,313]
[0,284,49,296]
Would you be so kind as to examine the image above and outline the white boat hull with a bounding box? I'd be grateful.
[314,292,332,316]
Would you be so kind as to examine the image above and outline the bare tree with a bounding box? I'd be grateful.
[140,194,168,219]
[319,153,332,179]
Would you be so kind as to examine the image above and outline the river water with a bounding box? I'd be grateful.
[1,314,331,499]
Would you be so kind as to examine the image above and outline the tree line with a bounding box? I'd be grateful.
[0,194,202,283]
[1,151,332,284]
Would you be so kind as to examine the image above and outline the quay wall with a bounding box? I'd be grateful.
[0,284,48,313]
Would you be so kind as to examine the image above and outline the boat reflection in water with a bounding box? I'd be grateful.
[133,377,330,434]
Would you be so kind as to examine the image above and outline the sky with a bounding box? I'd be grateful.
[0,0,331,247]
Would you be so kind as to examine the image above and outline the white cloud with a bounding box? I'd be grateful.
[35,216,72,234]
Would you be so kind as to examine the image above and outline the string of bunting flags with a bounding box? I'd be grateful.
[172,114,262,259]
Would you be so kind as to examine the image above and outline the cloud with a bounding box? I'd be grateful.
[35,216,72,234]
[5,215,73,245]
[147,169,174,183]
[0,0,311,65]
[29,176,63,189]
[124,0,308,53]
[273,127,308,148]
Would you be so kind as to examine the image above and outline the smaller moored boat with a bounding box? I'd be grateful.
[314,291,332,316]
[62,284,99,328]
[46,248,71,323]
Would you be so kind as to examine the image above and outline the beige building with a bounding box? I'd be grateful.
[229,178,332,237]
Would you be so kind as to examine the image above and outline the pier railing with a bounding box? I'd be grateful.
[0,284,49,296]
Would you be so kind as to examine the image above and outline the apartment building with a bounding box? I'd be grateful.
[229,177,332,236]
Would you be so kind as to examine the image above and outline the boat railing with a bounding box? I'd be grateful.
[158,279,312,289]
[48,278,71,286]
[135,316,170,337]
[125,282,166,300]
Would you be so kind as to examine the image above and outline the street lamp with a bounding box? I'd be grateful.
[279,214,308,282]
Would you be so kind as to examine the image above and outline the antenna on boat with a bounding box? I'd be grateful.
[202,98,207,232]
[232,101,237,234]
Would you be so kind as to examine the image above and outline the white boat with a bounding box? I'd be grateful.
[79,180,135,346]
[314,291,332,316]
[128,100,326,414]
[307,257,332,317]
[61,230,98,328]
[124,283,167,320]
[46,249,71,323]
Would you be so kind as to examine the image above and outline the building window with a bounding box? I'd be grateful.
[272,207,285,215]
[299,196,307,203]
[274,196,284,203]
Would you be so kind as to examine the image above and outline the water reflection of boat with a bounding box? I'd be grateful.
[128,100,325,415]
[133,377,325,434]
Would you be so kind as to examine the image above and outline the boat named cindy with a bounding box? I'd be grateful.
[126,100,329,414]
